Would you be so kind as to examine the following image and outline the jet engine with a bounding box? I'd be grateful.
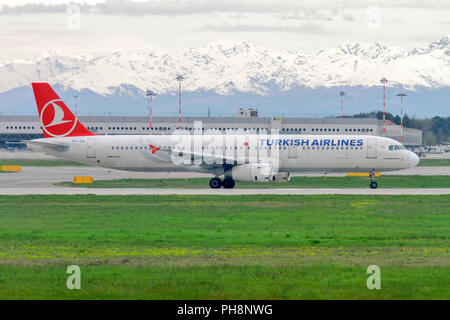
[270,172,291,182]
[230,163,289,183]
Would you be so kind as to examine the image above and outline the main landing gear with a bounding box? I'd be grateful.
[209,177,235,189]
[369,172,378,189]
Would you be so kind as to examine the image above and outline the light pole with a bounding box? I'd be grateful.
[74,95,78,117]
[176,75,184,130]
[396,93,407,144]
[380,78,388,136]
[146,90,156,133]
[339,91,345,118]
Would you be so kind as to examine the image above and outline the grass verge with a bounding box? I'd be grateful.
[418,159,450,166]
[0,195,448,299]
[0,159,85,167]
[56,175,450,189]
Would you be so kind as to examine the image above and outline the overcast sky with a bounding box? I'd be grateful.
[0,0,449,62]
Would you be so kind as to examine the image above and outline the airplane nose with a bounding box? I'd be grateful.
[408,151,420,168]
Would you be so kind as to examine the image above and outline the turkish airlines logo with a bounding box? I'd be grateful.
[149,144,160,154]
[40,99,78,137]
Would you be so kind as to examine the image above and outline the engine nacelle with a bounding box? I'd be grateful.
[231,163,273,182]
[230,164,291,183]
[271,172,291,183]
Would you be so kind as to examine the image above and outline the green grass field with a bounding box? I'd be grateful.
[418,158,450,166]
[0,159,85,167]
[57,175,450,189]
[0,195,448,299]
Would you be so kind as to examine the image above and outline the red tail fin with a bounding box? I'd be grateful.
[32,83,95,138]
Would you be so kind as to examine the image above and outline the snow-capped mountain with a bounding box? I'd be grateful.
[0,36,449,117]
[0,36,449,96]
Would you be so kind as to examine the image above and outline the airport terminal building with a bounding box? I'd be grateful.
[0,112,422,149]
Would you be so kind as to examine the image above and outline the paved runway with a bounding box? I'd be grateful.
[1,165,449,195]
[1,187,449,195]
[1,165,449,189]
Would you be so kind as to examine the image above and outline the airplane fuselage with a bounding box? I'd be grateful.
[29,134,419,174]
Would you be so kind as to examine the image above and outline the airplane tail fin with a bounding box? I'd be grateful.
[32,83,95,138]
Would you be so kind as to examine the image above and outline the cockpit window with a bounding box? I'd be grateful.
[389,145,406,151]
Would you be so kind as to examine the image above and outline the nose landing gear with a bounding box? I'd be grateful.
[369,172,378,189]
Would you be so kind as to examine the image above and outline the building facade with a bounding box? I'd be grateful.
[0,115,422,149]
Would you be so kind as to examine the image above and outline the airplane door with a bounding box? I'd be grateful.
[86,138,96,158]
[288,146,297,159]
[366,138,377,159]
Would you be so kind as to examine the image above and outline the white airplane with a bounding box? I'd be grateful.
[27,83,419,189]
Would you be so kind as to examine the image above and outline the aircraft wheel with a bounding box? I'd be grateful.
[223,179,235,189]
[370,181,378,189]
[209,177,223,189]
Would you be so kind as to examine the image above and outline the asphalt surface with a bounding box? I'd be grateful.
[1,165,449,189]
[0,165,449,195]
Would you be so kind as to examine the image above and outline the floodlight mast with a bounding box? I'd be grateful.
[146,90,156,133]
[176,75,184,130]
[339,91,345,118]
[396,93,407,144]
[74,95,78,117]
[380,78,388,136]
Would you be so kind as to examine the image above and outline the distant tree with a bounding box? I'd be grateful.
[431,116,449,143]
[349,112,449,145]
[376,111,383,120]
[374,111,396,122]
[403,114,410,127]
[423,131,437,146]
[345,112,376,118]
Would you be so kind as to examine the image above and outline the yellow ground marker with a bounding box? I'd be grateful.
[347,172,381,177]
[73,176,94,184]
[0,165,21,172]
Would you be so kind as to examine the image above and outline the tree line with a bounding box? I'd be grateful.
[346,112,449,145]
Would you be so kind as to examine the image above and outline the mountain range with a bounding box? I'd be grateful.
[0,36,449,117]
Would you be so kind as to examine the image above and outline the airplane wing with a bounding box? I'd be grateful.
[152,144,264,169]
[153,145,286,183]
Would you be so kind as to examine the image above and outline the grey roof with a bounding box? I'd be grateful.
[0,115,377,125]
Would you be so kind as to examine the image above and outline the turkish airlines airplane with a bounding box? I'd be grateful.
[27,83,419,189]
